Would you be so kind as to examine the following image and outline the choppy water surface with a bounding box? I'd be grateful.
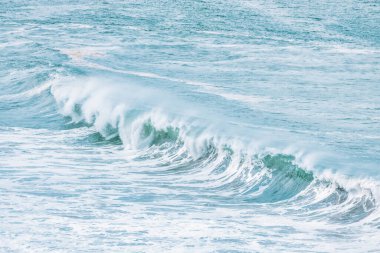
[1,1,380,252]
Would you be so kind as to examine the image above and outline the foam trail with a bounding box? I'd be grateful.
[0,80,53,101]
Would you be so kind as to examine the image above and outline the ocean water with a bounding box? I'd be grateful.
[1,0,380,252]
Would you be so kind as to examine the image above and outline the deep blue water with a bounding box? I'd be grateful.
[1,1,380,252]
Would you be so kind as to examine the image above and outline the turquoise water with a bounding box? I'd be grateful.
[1,1,380,252]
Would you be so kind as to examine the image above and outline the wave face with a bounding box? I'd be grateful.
[1,0,380,252]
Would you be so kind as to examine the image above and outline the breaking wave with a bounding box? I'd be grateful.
[49,75,380,226]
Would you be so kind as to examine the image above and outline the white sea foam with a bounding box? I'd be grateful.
[0,80,53,101]
[2,0,380,251]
